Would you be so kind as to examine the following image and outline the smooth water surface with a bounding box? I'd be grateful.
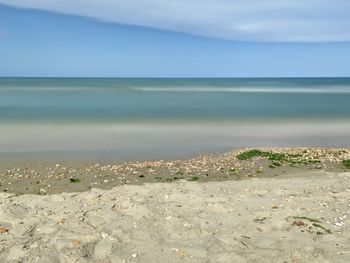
[1,77,350,122]
[0,78,349,161]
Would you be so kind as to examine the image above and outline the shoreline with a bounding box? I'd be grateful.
[1,147,349,262]
[1,121,350,156]
[1,147,349,195]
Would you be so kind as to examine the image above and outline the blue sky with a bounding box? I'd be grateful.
[0,1,350,77]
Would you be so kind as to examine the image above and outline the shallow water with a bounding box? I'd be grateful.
[1,78,350,162]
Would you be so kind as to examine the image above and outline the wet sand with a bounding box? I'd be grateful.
[0,148,349,195]
[0,148,350,262]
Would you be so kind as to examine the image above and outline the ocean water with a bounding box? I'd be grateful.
[1,77,350,162]
[1,77,350,122]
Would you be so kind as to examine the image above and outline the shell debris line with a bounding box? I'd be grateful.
[1,148,350,195]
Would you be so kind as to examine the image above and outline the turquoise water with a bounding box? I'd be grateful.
[1,77,350,161]
[1,77,350,123]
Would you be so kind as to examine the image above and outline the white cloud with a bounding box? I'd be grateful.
[1,0,350,42]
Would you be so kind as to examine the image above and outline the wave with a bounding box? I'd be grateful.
[130,86,350,93]
[2,85,350,94]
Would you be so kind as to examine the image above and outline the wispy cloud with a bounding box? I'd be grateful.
[1,0,350,42]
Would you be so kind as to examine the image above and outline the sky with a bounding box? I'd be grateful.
[0,1,350,77]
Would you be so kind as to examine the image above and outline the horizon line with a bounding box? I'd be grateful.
[1,76,350,79]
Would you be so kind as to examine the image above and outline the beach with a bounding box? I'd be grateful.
[2,1,350,261]
[0,148,350,262]
[1,79,350,262]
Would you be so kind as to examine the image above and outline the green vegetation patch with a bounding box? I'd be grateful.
[70,178,81,183]
[286,216,321,223]
[312,223,332,234]
[237,149,320,165]
[236,149,292,161]
[188,176,199,181]
[236,150,266,160]
[286,216,332,235]
[173,176,183,180]
[342,160,350,169]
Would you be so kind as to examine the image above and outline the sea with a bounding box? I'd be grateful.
[1,77,350,163]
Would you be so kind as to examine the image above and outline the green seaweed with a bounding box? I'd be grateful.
[253,217,267,223]
[286,216,332,234]
[173,176,183,180]
[237,149,320,166]
[70,178,81,183]
[236,150,287,161]
[236,150,265,160]
[286,216,321,223]
[312,223,332,234]
[342,160,350,169]
[188,176,199,181]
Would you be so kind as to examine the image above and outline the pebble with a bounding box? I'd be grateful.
[0,227,9,234]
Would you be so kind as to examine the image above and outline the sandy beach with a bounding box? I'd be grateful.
[0,171,349,262]
[2,1,350,261]
[0,148,350,262]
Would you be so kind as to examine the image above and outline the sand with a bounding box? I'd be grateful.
[0,148,349,262]
[0,170,349,262]
[1,148,349,195]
